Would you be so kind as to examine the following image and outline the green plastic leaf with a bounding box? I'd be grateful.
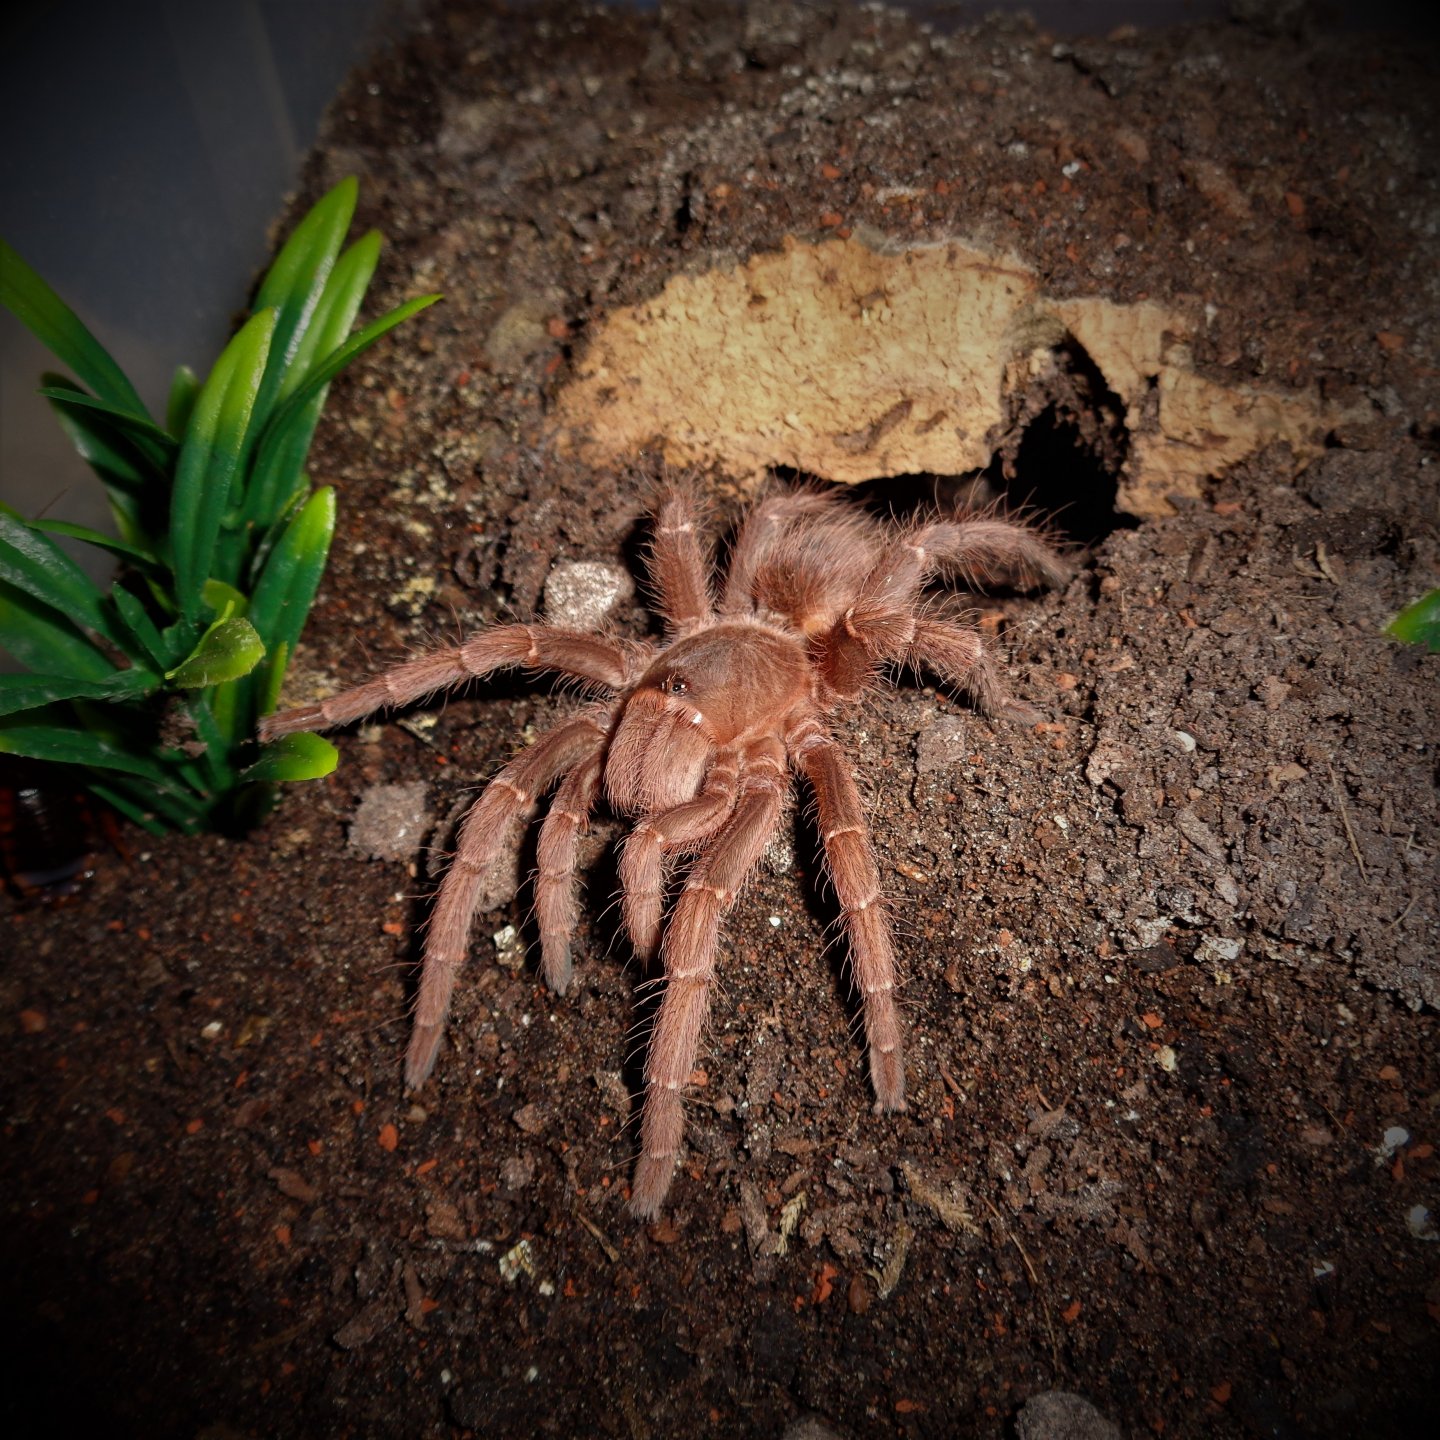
[166,364,200,437]
[0,666,158,718]
[158,615,198,666]
[0,712,178,785]
[241,486,336,733]
[277,230,380,404]
[170,307,276,619]
[30,518,162,573]
[0,236,150,418]
[242,393,326,532]
[257,640,291,717]
[42,376,165,547]
[249,177,358,433]
[37,385,178,459]
[0,577,114,679]
[201,577,249,619]
[276,293,442,422]
[1386,588,1440,653]
[87,777,193,836]
[248,486,335,651]
[110,582,171,668]
[184,692,234,788]
[241,730,338,784]
[0,508,114,642]
[246,293,440,524]
[165,615,264,687]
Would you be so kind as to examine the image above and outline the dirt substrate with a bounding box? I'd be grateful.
[3,4,1438,1438]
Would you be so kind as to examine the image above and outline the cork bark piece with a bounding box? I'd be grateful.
[555,231,1347,515]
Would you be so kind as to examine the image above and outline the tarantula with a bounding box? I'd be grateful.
[259,485,1067,1216]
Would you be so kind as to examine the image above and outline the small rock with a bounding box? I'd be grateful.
[1130,943,1180,974]
[333,1299,397,1351]
[425,1196,468,1241]
[1375,1126,1409,1164]
[1015,1390,1122,1440]
[1175,807,1227,862]
[1213,873,1240,906]
[1196,934,1243,965]
[543,559,633,630]
[1268,762,1308,789]
[915,714,969,776]
[493,923,525,970]
[484,296,560,372]
[781,1419,847,1440]
[501,1152,537,1190]
[268,1167,319,1204]
[1085,731,1137,787]
[1405,1205,1437,1242]
[511,1103,546,1134]
[349,782,431,862]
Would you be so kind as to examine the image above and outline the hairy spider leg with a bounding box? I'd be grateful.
[534,745,606,994]
[906,615,1033,722]
[789,714,906,1114]
[720,486,840,615]
[618,743,745,960]
[258,624,637,739]
[647,485,714,636]
[903,515,1072,593]
[406,711,611,1088]
[820,511,1064,714]
[629,738,788,1218]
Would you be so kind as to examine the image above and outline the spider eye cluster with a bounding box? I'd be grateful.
[663,675,689,696]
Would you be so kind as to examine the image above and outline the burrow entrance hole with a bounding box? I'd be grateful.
[842,334,1138,549]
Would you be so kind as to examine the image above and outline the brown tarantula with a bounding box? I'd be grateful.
[259,485,1067,1216]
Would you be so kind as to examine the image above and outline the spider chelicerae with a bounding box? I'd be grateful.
[260,483,1068,1215]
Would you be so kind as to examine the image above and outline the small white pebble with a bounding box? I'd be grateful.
[1154,1045,1178,1073]
[201,1021,223,1040]
[1375,1126,1410,1164]
[1406,1205,1437,1242]
[498,1238,535,1283]
[492,923,525,970]
[1172,730,1197,753]
[769,915,782,928]
[1196,934,1243,964]
[542,560,632,630]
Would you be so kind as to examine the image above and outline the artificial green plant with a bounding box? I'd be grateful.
[1385,588,1440,653]
[0,178,440,833]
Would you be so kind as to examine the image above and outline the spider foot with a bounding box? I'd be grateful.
[629,1150,677,1219]
[870,1048,906,1113]
[997,698,1042,726]
[630,1081,684,1216]
[405,1023,444,1089]
[541,943,573,996]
